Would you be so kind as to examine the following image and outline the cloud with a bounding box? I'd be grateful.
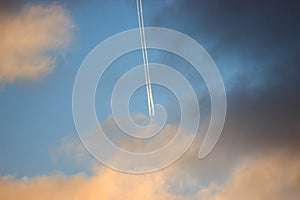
[54,116,195,172]
[49,111,300,199]
[0,4,74,84]
[0,151,299,200]
[149,0,300,93]
[210,152,300,200]
[146,0,300,167]
[0,0,22,11]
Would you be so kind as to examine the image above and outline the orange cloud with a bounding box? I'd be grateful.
[0,169,175,200]
[1,151,299,200]
[0,4,74,84]
[48,118,300,200]
[210,152,300,200]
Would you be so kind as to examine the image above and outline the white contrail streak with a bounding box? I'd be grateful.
[136,0,155,117]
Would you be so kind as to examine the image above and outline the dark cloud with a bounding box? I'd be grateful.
[0,0,89,12]
[0,0,23,13]
[0,0,47,13]
[0,0,23,9]
[142,0,300,175]
[150,0,300,84]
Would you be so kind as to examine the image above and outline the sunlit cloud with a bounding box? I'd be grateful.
[0,4,74,85]
[37,114,300,199]
[1,151,299,200]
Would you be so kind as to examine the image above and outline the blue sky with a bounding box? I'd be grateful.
[0,0,198,176]
[0,0,300,199]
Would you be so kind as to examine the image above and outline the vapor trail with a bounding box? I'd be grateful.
[136,0,155,117]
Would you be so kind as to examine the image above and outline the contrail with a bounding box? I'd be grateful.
[136,0,155,117]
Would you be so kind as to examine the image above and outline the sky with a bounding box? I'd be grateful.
[0,0,300,199]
